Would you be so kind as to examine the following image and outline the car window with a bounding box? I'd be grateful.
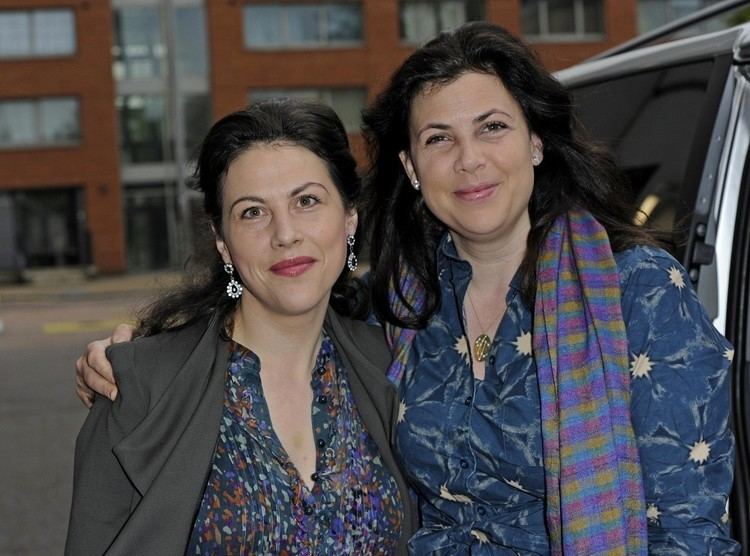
[569,59,716,255]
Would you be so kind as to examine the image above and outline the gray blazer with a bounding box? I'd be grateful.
[65,310,416,555]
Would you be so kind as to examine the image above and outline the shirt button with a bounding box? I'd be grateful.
[464,396,472,406]
[317,394,327,404]
[304,504,314,516]
[488,355,496,366]
[460,459,469,469]
[317,366,326,375]
[311,472,319,482]
[317,438,326,448]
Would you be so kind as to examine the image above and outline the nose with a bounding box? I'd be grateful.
[454,138,485,175]
[271,212,302,248]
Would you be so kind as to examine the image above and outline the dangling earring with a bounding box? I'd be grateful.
[346,235,358,271]
[224,262,243,299]
[412,179,420,191]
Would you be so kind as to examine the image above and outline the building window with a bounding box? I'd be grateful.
[117,95,167,163]
[112,6,165,80]
[638,0,723,33]
[522,0,604,41]
[400,0,485,44]
[0,8,76,58]
[249,88,367,131]
[0,97,80,148]
[243,3,363,48]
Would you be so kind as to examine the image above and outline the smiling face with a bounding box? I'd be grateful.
[400,71,543,252]
[215,143,357,319]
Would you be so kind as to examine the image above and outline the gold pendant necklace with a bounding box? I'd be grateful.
[466,289,505,363]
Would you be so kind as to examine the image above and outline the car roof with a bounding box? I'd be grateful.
[556,23,750,86]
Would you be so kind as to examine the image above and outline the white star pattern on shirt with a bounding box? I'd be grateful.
[455,336,470,363]
[504,478,527,492]
[439,483,472,503]
[630,352,653,378]
[646,503,661,522]
[722,512,730,524]
[667,266,685,289]
[513,331,532,356]
[688,439,711,464]
[724,348,735,362]
[470,530,489,544]
[397,400,407,424]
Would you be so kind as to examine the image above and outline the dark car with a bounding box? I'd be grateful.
[556,2,750,546]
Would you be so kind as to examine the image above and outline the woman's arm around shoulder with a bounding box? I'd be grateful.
[616,245,739,555]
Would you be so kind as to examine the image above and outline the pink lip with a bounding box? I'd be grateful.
[453,182,498,202]
[269,256,316,277]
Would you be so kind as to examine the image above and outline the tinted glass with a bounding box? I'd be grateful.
[34,9,75,55]
[175,6,207,79]
[0,101,34,146]
[570,60,715,237]
[117,95,167,163]
[112,6,164,80]
[548,0,576,34]
[0,12,31,56]
[327,4,363,41]
[287,5,322,43]
[244,6,283,47]
[39,98,80,143]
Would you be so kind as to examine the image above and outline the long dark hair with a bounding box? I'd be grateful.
[362,22,658,329]
[137,99,365,336]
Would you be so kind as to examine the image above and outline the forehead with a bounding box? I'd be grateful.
[223,143,334,198]
[410,72,524,125]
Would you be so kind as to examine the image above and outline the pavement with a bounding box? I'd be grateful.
[0,269,184,305]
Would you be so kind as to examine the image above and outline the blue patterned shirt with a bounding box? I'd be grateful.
[395,236,737,555]
[188,334,403,555]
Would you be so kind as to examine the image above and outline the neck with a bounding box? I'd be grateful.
[452,218,528,296]
[230,297,328,379]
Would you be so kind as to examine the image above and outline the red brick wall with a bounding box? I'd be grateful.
[0,0,124,273]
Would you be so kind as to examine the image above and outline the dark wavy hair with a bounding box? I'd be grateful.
[362,22,658,329]
[137,99,365,336]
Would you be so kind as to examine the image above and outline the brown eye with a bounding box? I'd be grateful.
[298,194,320,208]
[241,206,263,219]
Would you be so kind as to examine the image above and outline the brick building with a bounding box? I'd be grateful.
[0,0,714,275]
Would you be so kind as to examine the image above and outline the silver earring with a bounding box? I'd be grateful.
[412,179,420,191]
[224,263,243,299]
[346,235,358,271]
[532,154,542,165]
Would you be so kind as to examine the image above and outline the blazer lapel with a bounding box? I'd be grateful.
[107,317,228,555]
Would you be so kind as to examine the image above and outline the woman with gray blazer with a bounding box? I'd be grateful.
[65,100,416,555]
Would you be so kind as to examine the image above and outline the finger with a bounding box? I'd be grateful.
[81,360,118,401]
[75,356,95,408]
[84,338,117,385]
[112,323,135,344]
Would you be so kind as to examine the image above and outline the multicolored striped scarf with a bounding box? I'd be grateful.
[384,209,647,554]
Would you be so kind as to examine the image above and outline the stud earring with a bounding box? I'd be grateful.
[346,235,358,271]
[224,262,243,299]
[532,153,542,166]
[412,179,420,191]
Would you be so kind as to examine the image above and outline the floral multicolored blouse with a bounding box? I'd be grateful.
[187,334,402,555]
[395,237,738,555]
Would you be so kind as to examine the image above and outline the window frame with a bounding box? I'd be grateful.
[0,96,81,150]
[248,87,367,132]
[398,0,486,45]
[0,8,77,59]
[243,2,364,50]
[522,0,605,43]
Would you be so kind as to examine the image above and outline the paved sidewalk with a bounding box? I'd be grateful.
[0,270,183,304]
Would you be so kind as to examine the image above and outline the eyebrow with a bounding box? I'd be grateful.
[416,108,514,138]
[229,182,327,210]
